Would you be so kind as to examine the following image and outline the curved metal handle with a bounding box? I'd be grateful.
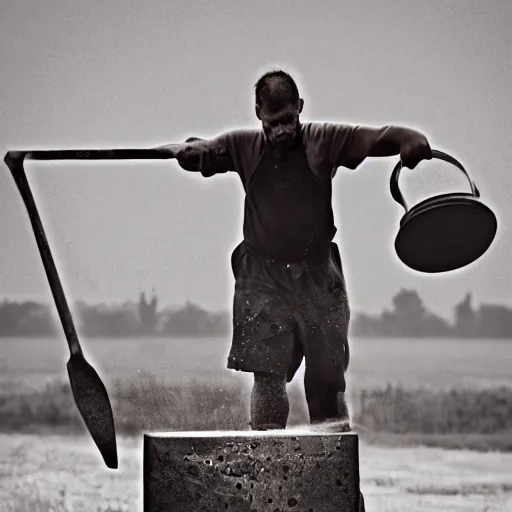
[390,149,480,212]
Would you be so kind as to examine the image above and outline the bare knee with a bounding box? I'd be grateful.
[254,372,286,391]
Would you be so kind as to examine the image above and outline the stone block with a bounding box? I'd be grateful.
[143,429,361,511]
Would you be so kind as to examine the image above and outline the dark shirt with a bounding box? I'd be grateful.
[177,122,369,263]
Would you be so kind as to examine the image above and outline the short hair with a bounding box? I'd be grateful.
[254,69,300,111]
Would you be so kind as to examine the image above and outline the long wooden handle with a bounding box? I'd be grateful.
[4,148,172,166]
[3,147,173,355]
[26,148,168,161]
[5,160,83,356]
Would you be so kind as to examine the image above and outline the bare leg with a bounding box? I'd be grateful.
[304,369,351,431]
[250,372,289,430]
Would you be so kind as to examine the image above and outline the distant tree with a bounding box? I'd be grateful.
[351,289,452,338]
[138,291,159,334]
[392,289,426,320]
[0,299,56,337]
[77,302,139,337]
[454,293,477,337]
[476,304,512,338]
[161,301,230,337]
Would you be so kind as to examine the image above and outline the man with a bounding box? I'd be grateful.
[155,69,432,433]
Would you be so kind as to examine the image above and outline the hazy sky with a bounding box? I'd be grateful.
[0,0,511,320]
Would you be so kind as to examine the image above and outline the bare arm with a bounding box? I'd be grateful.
[349,125,433,169]
[152,136,233,173]
[364,125,429,156]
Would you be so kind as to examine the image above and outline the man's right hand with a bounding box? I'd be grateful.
[152,138,204,159]
[153,135,233,174]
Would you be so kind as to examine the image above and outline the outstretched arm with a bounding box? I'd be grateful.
[325,123,433,172]
[152,136,233,174]
[359,125,432,168]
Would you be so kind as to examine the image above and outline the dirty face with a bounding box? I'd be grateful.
[256,101,302,152]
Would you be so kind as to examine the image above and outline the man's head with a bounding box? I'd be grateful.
[254,70,304,150]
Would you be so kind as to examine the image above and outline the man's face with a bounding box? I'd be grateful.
[257,102,301,150]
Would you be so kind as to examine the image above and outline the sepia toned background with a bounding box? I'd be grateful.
[1,0,511,511]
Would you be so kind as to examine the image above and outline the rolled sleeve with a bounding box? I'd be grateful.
[326,123,369,171]
[304,122,367,178]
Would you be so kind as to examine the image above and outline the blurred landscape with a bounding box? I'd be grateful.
[2,375,512,453]
[1,330,512,451]
[1,345,512,512]
[2,306,512,511]
[2,287,512,339]
[2,285,512,449]
[3,284,512,512]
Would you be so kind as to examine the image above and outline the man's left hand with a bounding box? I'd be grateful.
[400,134,433,169]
